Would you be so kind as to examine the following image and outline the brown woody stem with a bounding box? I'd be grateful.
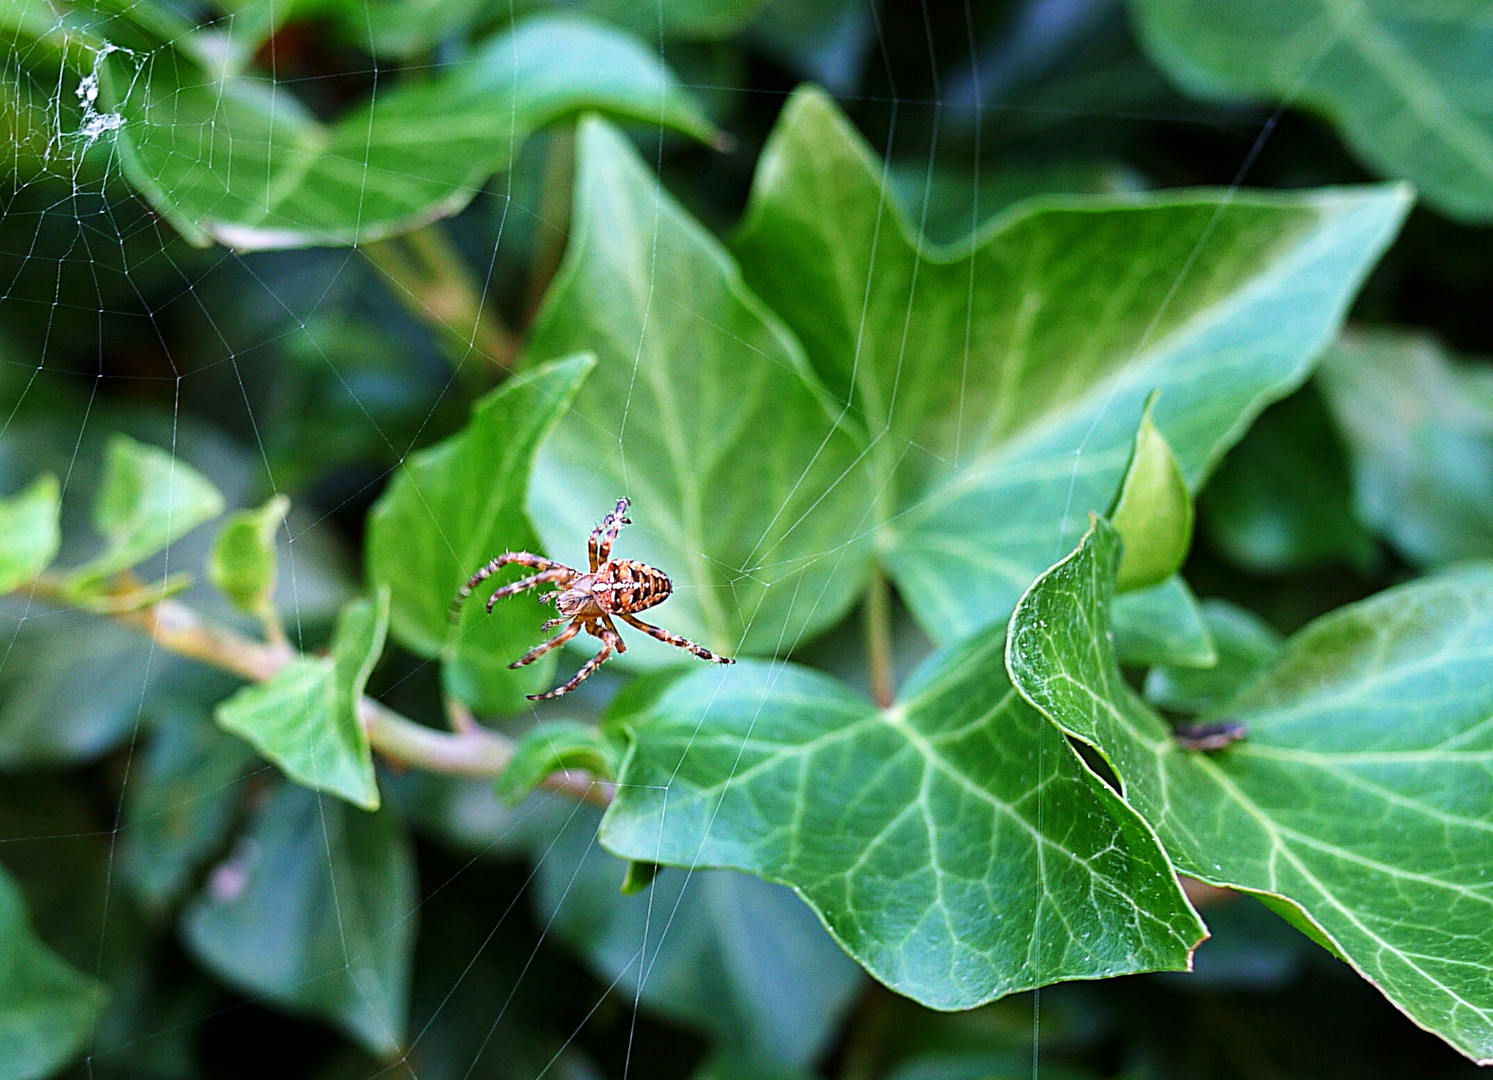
[29,576,611,807]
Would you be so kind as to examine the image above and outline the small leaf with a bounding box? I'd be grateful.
[0,475,60,593]
[0,863,108,1079]
[182,783,416,1057]
[601,638,1204,1010]
[1131,0,1493,223]
[216,590,389,810]
[366,354,594,713]
[527,116,875,663]
[1009,516,1493,1064]
[1318,329,1493,566]
[72,435,224,584]
[100,15,717,248]
[208,494,289,615]
[1110,393,1193,593]
[493,720,616,806]
[1144,599,1284,715]
[619,860,660,896]
[1111,576,1217,669]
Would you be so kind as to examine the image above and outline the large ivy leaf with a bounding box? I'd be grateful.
[1009,516,1493,1064]
[731,87,1410,644]
[1318,329,1493,567]
[600,632,1205,1009]
[526,117,876,663]
[530,802,863,1068]
[182,783,416,1058]
[1131,0,1493,223]
[367,355,593,712]
[0,863,107,1080]
[97,15,716,249]
[216,590,388,810]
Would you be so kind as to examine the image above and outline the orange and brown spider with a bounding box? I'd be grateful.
[451,498,733,700]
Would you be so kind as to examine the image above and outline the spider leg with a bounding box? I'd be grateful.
[588,498,631,572]
[540,616,568,631]
[619,614,733,664]
[602,614,627,653]
[529,620,615,700]
[509,619,583,669]
[450,552,572,620]
[485,568,573,614]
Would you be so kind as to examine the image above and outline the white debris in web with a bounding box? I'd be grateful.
[72,44,127,147]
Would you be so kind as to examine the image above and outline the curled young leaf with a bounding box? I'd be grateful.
[208,494,289,616]
[493,720,617,806]
[1109,392,1193,593]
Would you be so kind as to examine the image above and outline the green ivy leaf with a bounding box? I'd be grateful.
[0,475,60,594]
[526,116,876,663]
[70,434,224,585]
[1008,516,1493,1064]
[182,783,416,1058]
[1110,393,1193,592]
[366,354,594,712]
[207,494,289,616]
[0,863,107,1080]
[600,638,1205,1009]
[530,803,864,1068]
[1110,575,1216,669]
[117,708,258,912]
[216,590,389,810]
[1131,0,1493,223]
[731,87,1410,646]
[1199,385,1377,573]
[1144,599,1285,716]
[493,721,616,806]
[101,15,717,249]
[1318,329,1493,566]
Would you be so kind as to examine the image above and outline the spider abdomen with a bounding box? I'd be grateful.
[595,559,672,615]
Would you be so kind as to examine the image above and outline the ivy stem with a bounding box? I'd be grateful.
[865,563,895,709]
[360,223,520,376]
[28,577,611,807]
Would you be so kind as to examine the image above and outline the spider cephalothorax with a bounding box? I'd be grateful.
[451,498,733,700]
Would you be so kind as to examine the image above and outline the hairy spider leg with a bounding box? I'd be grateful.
[450,552,572,620]
[619,613,733,664]
[602,614,628,653]
[485,567,573,613]
[589,497,632,571]
[530,619,618,700]
[508,619,583,669]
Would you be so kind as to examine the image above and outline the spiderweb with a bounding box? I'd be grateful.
[0,2,1348,1078]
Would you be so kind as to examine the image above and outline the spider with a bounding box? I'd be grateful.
[451,498,733,700]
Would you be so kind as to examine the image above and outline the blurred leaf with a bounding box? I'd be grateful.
[216,590,389,810]
[0,863,107,1080]
[732,87,1411,646]
[532,803,863,1068]
[1132,0,1493,223]
[100,15,717,248]
[564,0,772,40]
[526,117,876,663]
[182,783,416,1058]
[747,0,874,96]
[1200,384,1377,573]
[0,475,59,594]
[494,720,616,806]
[1110,393,1193,592]
[118,706,258,911]
[0,611,197,769]
[72,434,224,585]
[1110,575,1215,668]
[1009,516,1493,1064]
[1319,329,1493,566]
[1144,599,1284,715]
[600,635,1205,1011]
[366,354,592,713]
[208,494,289,616]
